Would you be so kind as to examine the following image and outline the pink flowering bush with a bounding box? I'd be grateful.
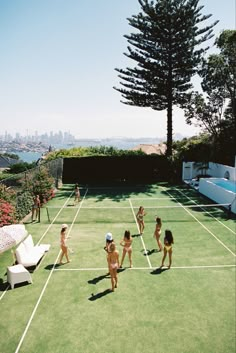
[0,198,16,226]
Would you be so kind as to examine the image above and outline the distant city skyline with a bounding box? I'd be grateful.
[0,130,76,144]
[0,0,235,139]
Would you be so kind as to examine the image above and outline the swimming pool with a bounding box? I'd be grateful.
[199,178,236,214]
[210,179,236,193]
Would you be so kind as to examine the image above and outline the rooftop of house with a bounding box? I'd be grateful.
[131,143,167,155]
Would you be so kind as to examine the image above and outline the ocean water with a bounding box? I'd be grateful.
[17,152,42,163]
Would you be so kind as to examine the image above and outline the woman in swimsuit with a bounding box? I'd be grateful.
[74,183,80,203]
[161,229,174,269]
[107,242,119,292]
[59,224,71,264]
[32,194,40,222]
[104,232,114,274]
[120,230,133,268]
[136,206,146,235]
[154,216,162,251]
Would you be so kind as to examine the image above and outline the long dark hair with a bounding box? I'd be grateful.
[156,217,162,227]
[124,230,131,240]
[165,229,174,244]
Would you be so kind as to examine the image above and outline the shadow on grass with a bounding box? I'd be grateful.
[0,278,9,292]
[44,263,62,270]
[150,267,169,275]
[145,249,161,256]
[131,233,141,238]
[88,288,112,301]
[141,248,160,256]
[88,274,110,284]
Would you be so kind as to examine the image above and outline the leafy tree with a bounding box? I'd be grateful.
[0,153,19,160]
[184,30,236,165]
[45,146,145,160]
[15,190,33,221]
[21,166,55,204]
[114,0,217,156]
[6,161,37,174]
[173,134,212,162]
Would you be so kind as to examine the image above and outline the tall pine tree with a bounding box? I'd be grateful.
[114,0,218,156]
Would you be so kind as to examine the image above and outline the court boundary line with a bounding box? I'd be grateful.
[44,203,230,209]
[173,187,236,235]
[53,264,236,271]
[160,187,236,257]
[13,189,88,353]
[129,199,152,268]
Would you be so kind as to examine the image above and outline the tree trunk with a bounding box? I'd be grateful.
[166,90,173,157]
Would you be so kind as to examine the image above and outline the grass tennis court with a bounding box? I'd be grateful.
[0,183,235,353]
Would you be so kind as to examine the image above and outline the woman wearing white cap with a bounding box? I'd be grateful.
[59,224,71,264]
[104,232,113,274]
[104,232,113,252]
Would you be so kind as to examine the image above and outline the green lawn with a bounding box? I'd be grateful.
[0,183,235,353]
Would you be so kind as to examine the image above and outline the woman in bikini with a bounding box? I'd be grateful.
[161,229,174,269]
[107,242,119,292]
[120,230,133,268]
[74,183,80,203]
[154,216,162,251]
[104,232,114,274]
[136,206,146,235]
[59,224,71,264]
[32,194,40,222]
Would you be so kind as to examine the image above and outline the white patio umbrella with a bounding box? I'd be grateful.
[0,224,28,254]
[0,229,16,253]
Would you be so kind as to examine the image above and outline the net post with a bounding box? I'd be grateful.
[46,207,51,223]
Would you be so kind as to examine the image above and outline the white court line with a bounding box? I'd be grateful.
[14,188,88,353]
[129,199,152,268]
[53,264,236,271]
[160,187,236,257]
[173,188,236,235]
[129,197,172,200]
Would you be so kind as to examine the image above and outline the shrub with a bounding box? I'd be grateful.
[0,184,16,203]
[0,198,16,226]
[20,166,55,204]
[15,191,33,221]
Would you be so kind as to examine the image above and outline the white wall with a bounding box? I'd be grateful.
[182,161,236,182]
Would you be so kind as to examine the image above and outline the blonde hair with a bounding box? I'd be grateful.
[109,243,116,252]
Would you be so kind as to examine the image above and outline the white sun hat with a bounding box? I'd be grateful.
[62,224,68,229]
[105,232,113,241]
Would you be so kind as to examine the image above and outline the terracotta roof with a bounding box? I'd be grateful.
[131,143,167,155]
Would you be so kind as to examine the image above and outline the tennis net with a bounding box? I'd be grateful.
[43,202,232,224]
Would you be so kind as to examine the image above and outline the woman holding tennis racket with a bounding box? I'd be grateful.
[160,229,174,269]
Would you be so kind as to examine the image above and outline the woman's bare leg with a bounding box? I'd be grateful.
[161,248,167,267]
[168,249,172,268]
[120,249,126,267]
[128,250,132,267]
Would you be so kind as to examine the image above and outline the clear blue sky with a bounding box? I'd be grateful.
[0,0,235,139]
